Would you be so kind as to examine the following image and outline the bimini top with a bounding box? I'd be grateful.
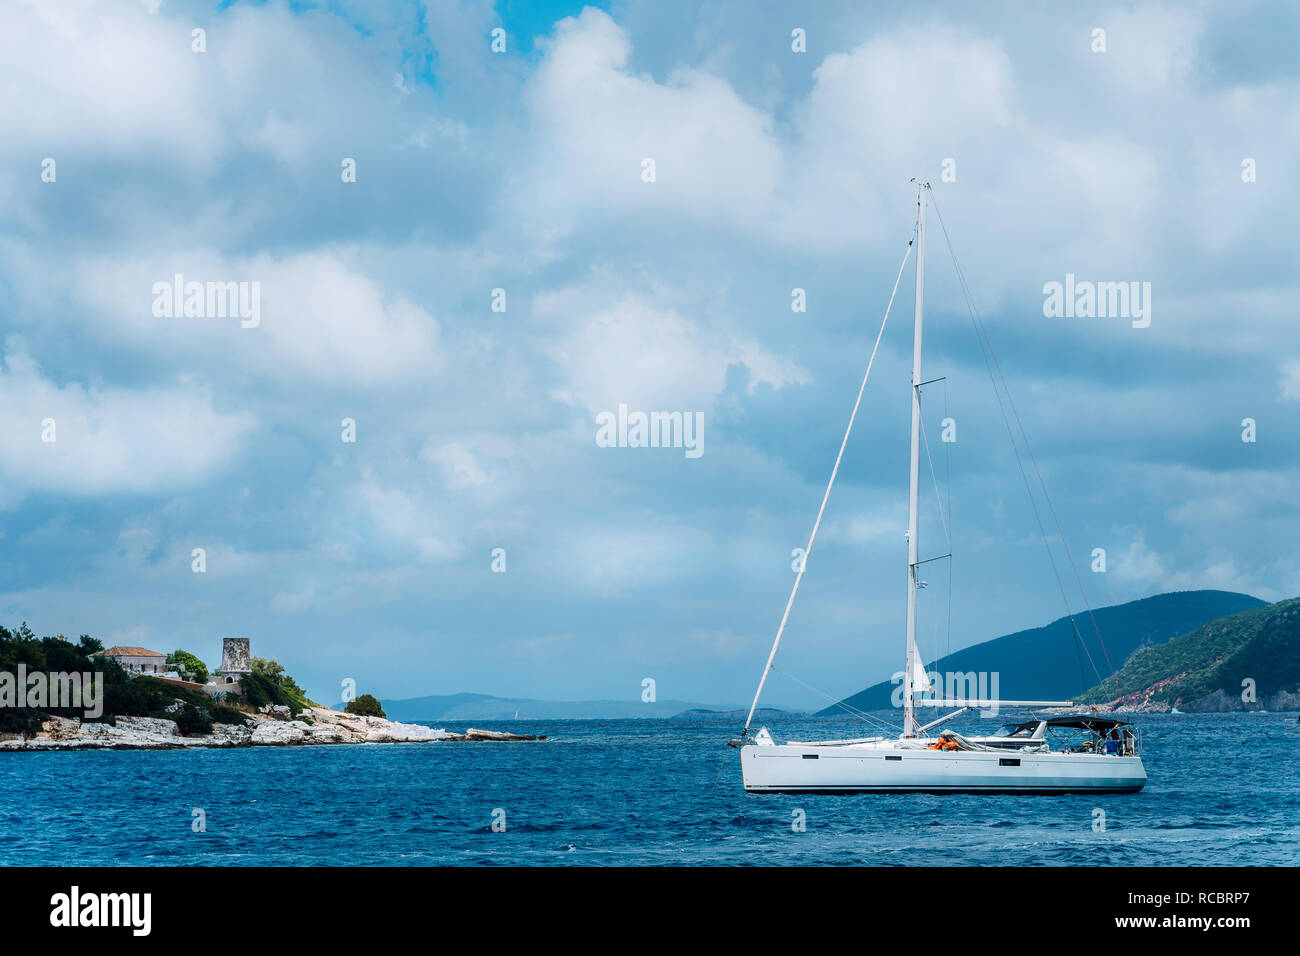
[1003,715,1132,735]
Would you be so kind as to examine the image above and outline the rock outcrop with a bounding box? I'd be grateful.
[1094,687,1300,713]
[461,727,543,741]
[0,705,543,750]
[0,715,190,749]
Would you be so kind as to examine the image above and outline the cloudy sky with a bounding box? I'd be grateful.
[1,0,1297,710]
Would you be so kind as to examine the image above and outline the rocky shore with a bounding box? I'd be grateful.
[0,705,544,751]
[1093,688,1300,714]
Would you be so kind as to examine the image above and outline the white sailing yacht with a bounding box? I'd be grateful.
[737,183,1146,794]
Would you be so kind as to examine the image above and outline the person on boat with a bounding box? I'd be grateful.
[1104,729,1121,755]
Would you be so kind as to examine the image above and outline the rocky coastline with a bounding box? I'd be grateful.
[1094,688,1300,714]
[0,705,543,751]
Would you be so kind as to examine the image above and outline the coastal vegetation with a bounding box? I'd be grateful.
[1076,597,1300,710]
[239,671,306,715]
[166,649,209,684]
[1,626,105,734]
[2,627,538,750]
[344,694,386,718]
[251,656,310,700]
[237,657,316,714]
[2,625,264,734]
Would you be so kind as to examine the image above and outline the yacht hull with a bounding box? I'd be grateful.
[741,743,1146,794]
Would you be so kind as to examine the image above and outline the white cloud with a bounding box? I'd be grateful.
[1280,360,1300,401]
[0,347,254,499]
[519,7,783,236]
[244,112,312,165]
[424,442,491,489]
[1112,530,1277,600]
[1113,532,1169,590]
[349,469,462,564]
[512,10,1175,279]
[798,27,1016,179]
[2,0,217,164]
[833,511,903,546]
[540,291,806,415]
[1089,7,1202,95]
[562,523,715,593]
[70,250,440,386]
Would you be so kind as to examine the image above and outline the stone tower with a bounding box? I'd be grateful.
[218,637,252,684]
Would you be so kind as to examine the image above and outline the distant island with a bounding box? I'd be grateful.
[0,627,536,750]
[819,590,1267,716]
[1076,596,1300,712]
[671,708,806,721]
[379,691,780,721]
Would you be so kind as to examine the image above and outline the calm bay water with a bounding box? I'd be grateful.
[2,713,1296,866]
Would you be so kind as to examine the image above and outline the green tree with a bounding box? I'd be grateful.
[167,649,209,684]
[251,656,284,681]
[78,635,103,655]
[252,656,306,698]
[345,694,386,719]
[1,626,246,734]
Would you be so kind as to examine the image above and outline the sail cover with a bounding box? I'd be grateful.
[910,653,931,695]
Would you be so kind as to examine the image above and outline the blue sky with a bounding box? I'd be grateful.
[1,0,1297,710]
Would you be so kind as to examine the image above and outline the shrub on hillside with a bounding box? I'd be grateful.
[209,704,248,726]
[171,703,214,736]
[166,649,209,684]
[239,671,307,715]
[344,694,386,719]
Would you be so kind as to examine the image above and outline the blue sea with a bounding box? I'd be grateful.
[2,713,1297,866]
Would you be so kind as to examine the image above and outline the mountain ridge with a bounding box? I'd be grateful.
[817,589,1266,716]
[1076,596,1300,711]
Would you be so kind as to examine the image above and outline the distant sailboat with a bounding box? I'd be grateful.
[735,183,1146,794]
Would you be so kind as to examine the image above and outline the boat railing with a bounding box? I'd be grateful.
[1100,727,1140,756]
[1073,726,1140,756]
[1125,726,1141,757]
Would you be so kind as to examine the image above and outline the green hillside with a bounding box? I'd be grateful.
[818,590,1265,715]
[1075,597,1300,710]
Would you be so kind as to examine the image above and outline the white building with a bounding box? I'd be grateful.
[90,646,168,676]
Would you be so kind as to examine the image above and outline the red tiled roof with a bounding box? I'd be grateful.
[91,646,166,658]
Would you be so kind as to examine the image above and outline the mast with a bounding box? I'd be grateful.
[737,215,916,740]
[903,182,928,737]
